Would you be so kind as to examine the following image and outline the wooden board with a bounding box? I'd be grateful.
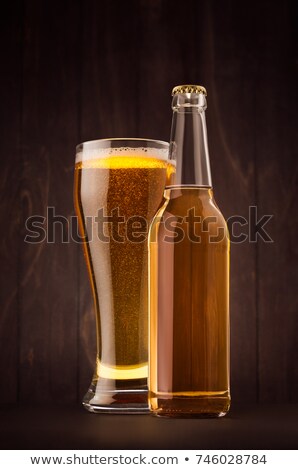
[255,0,298,402]
[0,2,22,403]
[0,0,296,405]
[1,403,298,449]
[19,0,80,402]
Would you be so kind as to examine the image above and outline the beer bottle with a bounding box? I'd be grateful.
[148,85,230,417]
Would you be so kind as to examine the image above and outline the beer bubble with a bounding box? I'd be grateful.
[76,146,170,163]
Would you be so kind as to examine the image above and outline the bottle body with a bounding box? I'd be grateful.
[149,187,230,417]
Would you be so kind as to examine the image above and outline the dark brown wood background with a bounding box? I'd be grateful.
[0,0,297,406]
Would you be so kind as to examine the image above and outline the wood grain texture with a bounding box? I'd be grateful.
[0,2,22,403]
[256,0,298,402]
[19,0,80,402]
[1,403,298,450]
[0,0,296,405]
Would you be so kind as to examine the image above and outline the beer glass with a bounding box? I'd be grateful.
[74,138,174,413]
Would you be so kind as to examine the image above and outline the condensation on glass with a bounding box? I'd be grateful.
[74,138,174,413]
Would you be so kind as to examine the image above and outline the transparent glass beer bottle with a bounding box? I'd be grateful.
[149,86,230,417]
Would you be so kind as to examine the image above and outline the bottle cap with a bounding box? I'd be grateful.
[172,84,207,96]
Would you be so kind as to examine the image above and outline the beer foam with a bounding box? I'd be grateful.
[76,146,169,163]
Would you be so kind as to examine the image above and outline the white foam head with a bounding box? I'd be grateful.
[76,146,169,163]
[76,139,170,163]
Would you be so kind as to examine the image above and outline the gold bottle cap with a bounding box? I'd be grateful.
[172,84,207,96]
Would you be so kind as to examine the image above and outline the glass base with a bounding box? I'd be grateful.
[149,393,230,418]
[83,380,150,414]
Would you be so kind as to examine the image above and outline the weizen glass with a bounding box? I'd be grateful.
[74,138,174,413]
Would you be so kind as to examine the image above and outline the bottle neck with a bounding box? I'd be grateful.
[169,93,212,187]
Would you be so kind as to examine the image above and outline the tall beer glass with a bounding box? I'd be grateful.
[74,139,174,413]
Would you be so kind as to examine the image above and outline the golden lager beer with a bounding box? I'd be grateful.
[74,139,174,413]
[149,86,230,417]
